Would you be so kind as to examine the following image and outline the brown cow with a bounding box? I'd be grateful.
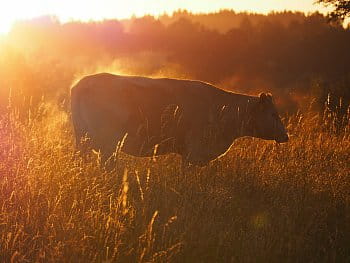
[71,73,288,166]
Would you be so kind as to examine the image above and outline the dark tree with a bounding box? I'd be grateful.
[317,0,350,22]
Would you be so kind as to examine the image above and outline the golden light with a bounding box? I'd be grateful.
[0,19,13,34]
[0,0,326,35]
[0,0,50,34]
[0,10,18,34]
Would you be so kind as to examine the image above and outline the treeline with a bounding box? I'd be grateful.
[1,10,350,113]
[122,10,308,33]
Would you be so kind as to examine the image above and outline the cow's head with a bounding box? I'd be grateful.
[247,93,289,143]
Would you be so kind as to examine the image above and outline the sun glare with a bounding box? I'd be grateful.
[0,0,328,35]
[0,1,41,34]
[0,1,228,34]
[0,17,14,34]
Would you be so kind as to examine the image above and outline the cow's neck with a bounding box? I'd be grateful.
[227,93,257,141]
[198,94,256,163]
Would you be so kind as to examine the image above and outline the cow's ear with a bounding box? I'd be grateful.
[259,93,267,103]
[259,92,273,104]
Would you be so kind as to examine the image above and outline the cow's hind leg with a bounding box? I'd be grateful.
[100,132,130,171]
[180,157,193,181]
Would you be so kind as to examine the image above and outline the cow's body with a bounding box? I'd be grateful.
[71,73,288,165]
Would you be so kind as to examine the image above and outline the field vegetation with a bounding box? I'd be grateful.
[0,10,349,262]
[0,90,349,262]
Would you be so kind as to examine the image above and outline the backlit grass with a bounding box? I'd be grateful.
[0,101,349,262]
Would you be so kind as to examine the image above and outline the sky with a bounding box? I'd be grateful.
[0,0,326,34]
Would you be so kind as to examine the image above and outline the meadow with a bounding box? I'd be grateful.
[0,10,350,262]
[0,95,349,262]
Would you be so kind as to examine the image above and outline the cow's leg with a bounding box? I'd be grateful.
[74,132,94,163]
[181,156,194,182]
[99,133,128,170]
[208,159,220,187]
[180,157,188,176]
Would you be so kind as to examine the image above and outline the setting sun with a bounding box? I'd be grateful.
[0,0,325,34]
[0,1,46,33]
[0,9,16,34]
[0,20,12,34]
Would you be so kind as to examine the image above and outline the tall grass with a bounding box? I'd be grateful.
[0,99,349,262]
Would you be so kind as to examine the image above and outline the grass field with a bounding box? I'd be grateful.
[0,100,349,262]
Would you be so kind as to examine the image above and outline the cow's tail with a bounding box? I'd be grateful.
[70,80,89,151]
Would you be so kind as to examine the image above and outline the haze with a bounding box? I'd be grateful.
[0,0,325,33]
